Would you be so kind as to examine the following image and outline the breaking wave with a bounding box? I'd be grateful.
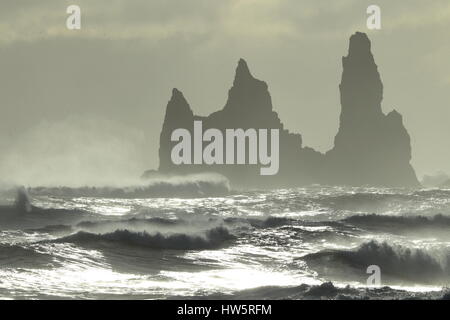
[343,214,450,232]
[317,192,412,212]
[303,241,450,284]
[223,216,293,229]
[50,227,236,250]
[179,281,450,300]
[413,189,450,198]
[29,215,295,241]
[27,174,231,198]
[76,216,182,230]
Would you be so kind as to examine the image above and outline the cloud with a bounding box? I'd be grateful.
[3,0,450,45]
[0,0,362,44]
[382,1,450,30]
[0,0,220,44]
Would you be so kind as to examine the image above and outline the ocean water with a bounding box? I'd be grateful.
[1,185,450,300]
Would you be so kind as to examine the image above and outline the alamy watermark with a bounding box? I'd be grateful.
[66,5,81,30]
[171,121,279,175]
[367,5,381,30]
[366,265,381,286]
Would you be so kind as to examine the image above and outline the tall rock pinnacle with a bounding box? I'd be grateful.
[340,32,383,122]
[327,32,419,187]
[158,88,194,172]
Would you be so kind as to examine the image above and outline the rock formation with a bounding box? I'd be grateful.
[153,32,420,188]
[158,88,194,174]
[326,32,419,187]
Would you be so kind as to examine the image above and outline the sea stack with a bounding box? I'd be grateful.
[326,32,419,187]
[153,32,420,188]
[158,88,194,174]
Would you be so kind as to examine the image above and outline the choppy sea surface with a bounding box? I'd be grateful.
[1,184,450,300]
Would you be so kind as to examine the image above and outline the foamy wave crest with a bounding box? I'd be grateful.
[343,214,450,232]
[76,217,181,229]
[303,241,450,284]
[178,281,450,300]
[413,189,450,198]
[50,227,235,250]
[28,173,230,198]
[32,215,292,239]
[223,216,293,229]
[318,192,411,212]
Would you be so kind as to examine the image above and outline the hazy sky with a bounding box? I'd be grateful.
[0,0,449,185]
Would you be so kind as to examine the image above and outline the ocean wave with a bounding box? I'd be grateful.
[413,189,450,198]
[223,216,293,229]
[76,216,181,229]
[248,217,293,228]
[49,227,235,250]
[33,215,215,236]
[27,224,74,234]
[31,215,292,240]
[28,174,231,198]
[176,281,450,300]
[0,244,55,268]
[343,214,450,233]
[317,192,412,212]
[303,241,450,284]
[0,188,90,230]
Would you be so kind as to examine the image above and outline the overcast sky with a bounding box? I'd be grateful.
[0,0,449,185]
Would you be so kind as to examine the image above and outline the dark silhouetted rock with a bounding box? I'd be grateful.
[153,32,420,188]
[326,32,419,187]
[158,88,194,174]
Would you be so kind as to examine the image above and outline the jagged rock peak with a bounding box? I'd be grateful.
[166,88,193,118]
[339,31,383,117]
[170,88,185,101]
[233,58,255,85]
[221,58,272,114]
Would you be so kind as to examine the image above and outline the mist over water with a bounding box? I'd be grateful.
[0,116,149,187]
